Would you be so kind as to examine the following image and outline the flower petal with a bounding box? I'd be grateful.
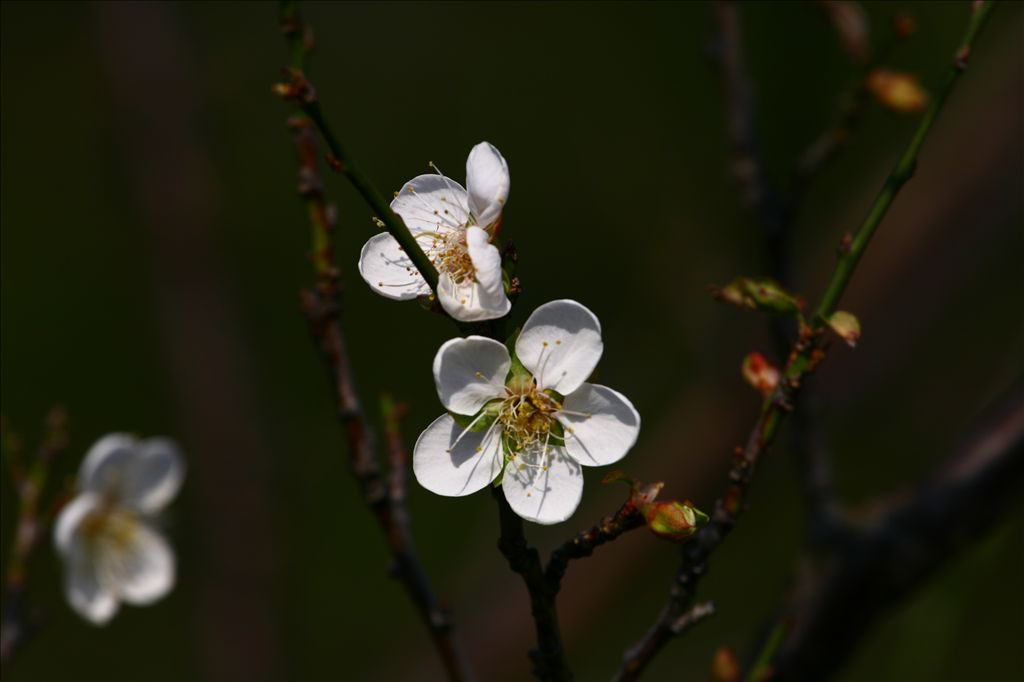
[65,539,119,625]
[559,383,640,467]
[437,273,511,322]
[78,434,185,513]
[502,447,583,525]
[465,142,509,229]
[391,173,469,234]
[358,232,430,300]
[124,438,186,513]
[516,300,603,394]
[413,414,504,496]
[433,336,510,415]
[466,226,505,299]
[106,523,176,606]
[54,493,101,555]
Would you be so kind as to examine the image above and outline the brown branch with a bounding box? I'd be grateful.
[544,501,644,595]
[492,489,572,682]
[767,381,1024,680]
[280,9,472,679]
[1,408,69,667]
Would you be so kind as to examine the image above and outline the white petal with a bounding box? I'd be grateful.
[358,232,430,300]
[78,432,138,495]
[433,336,510,415]
[437,273,512,322]
[106,523,176,606]
[559,383,640,467]
[413,414,504,497]
[391,174,470,234]
[465,226,505,299]
[515,300,603,394]
[79,434,184,513]
[502,447,583,525]
[65,540,119,625]
[465,142,509,229]
[54,493,101,556]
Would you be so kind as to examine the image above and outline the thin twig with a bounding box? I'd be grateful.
[492,488,572,682]
[279,6,472,680]
[544,502,644,595]
[0,408,69,667]
[278,1,438,292]
[616,3,997,677]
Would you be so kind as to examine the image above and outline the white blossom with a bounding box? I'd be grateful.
[53,433,184,625]
[358,142,512,321]
[413,300,641,524]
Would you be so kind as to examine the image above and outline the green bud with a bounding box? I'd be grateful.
[643,501,709,542]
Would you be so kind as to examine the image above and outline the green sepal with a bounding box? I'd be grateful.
[449,400,501,433]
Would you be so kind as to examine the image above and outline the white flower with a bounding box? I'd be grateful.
[53,433,185,625]
[413,300,641,524]
[358,141,512,322]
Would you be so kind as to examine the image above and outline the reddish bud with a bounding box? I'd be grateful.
[827,310,861,347]
[893,11,916,38]
[643,500,708,542]
[603,471,664,508]
[866,69,928,113]
[712,647,741,682]
[742,352,781,398]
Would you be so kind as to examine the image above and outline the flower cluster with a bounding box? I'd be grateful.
[360,144,641,524]
[54,433,184,625]
[413,300,640,524]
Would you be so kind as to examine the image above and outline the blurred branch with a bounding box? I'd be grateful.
[617,3,997,678]
[1,408,70,667]
[277,0,439,292]
[279,6,471,681]
[492,489,571,682]
[767,380,1024,680]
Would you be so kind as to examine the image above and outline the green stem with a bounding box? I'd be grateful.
[278,1,440,293]
[814,1,996,321]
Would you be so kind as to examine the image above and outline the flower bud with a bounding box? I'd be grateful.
[712,278,804,316]
[827,310,861,347]
[643,500,708,542]
[742,352,781,397]
[712,646,741,682]
[866,69,928,113]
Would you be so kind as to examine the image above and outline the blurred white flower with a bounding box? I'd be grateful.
[358,141,512,321]
[413,300,641,524]
[54,433,185,625]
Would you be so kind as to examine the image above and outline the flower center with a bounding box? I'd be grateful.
[498,380,562,454]
[80,507,139,554]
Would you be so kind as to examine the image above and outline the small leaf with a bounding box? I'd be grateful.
[712,277,804,317]
[827,310,861,347]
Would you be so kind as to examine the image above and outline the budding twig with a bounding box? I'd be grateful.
[544,501,644,595]
[279,4,471,680]
[617,3,997,678]
[277,0,439,293]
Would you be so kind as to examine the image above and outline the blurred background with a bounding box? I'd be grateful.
[2,1,1022,680]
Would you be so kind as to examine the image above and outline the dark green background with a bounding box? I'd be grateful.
[2,1,1022,680]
